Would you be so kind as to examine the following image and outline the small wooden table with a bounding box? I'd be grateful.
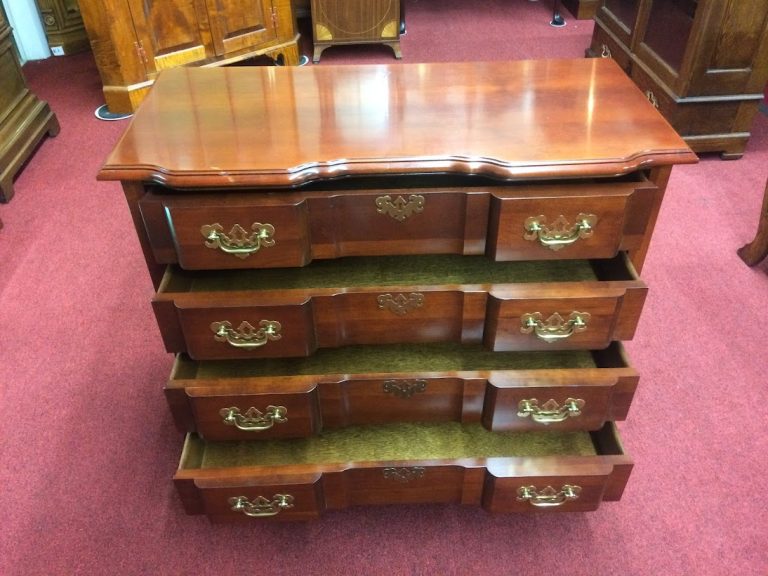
[738,178,768,266]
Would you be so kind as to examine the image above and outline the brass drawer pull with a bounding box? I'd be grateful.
[517,398,585,424]
[523,213,597,250]
[201,222,275,259]
[600,43,612,58]
[377,292,425,315]
[383,379,427,398]
[520,312,590,343]
[220,406,288,431]
[229,494,294,517]
[375,194,425,221]
[517,485,581,507]
[645,90,659,109]
[211,320,282,348]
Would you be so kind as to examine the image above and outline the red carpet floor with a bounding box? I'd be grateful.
[1,2,767,574]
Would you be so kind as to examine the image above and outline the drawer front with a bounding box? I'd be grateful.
[174,424,633,521]
[139,181,656,270]
[486,181,655,261]
[588,24,631,74]
[158,290,467,360]
[166,345,638,440]
[175,303,318,360]
[482,469,610,513]
[484,282,646,351]
[139,189,487,269]
[189,476,326,522]
[141,194,313,269]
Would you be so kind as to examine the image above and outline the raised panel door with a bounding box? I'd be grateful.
[205,0,277,56]
[126,0,214,77]
[598,0,641,46]
[685,1,768,96]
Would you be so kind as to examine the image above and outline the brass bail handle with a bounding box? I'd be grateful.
[220,406,288,431]
[523,213,597,251]
[229,494,294,517]
[520,311,590,343]
[200,222,276,259]
[517,398,585,424]
[211,320,282,349]
[516,485,582,507]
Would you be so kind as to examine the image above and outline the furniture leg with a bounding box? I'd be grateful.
[551,0,566,27]
[738,178,768,266]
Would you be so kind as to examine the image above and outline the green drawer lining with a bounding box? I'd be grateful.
[197,423,597,469]
[190,344,597,378]
[182,255,599,291]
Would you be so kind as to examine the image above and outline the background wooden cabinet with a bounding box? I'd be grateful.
[310,0,401,62]
[588,0,768,159]
[34,0,89,55]
[79,0,300,113]
[0,4,59,202]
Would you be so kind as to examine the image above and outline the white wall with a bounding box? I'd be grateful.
[2,0,50,62]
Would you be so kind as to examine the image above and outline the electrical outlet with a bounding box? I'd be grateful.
[51,46,65,56]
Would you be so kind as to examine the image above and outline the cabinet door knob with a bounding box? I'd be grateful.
[201,222,275,258]
[220,406,288,431]
[516,485,581,507]
[520,312,590,343]
[523,213,597,250]
[211,320,282,348]
[517,398,585,423]
[229,494,294,517]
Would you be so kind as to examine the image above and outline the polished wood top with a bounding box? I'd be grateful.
[99,59,697,187]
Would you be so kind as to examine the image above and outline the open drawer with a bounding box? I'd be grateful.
[174,422,633,521]
[153,254,647,360]
[165,343,638,440]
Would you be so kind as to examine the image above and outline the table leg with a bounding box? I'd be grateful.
[738,179,768,266]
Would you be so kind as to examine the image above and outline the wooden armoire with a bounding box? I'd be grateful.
[588,0,768,159]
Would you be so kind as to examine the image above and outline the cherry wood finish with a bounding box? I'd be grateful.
[0,7,60,202]
[174,423,632,520]
[101,60,695,520]
[78,0,299,113]
[310,0,401,62]
[98,61,696,187]
[166,343,638,440]
[738,178,768,266]
[34,0,90,55]
[588,0,768,159]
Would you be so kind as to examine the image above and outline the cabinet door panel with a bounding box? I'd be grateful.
[206,0,277,56]
[127,0,213,75]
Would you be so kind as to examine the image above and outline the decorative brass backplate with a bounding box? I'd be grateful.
[516,485,581,507]
[211,320,282,348]
[375,194,425,221]
[520,311,590,343]
[383,379,427,398]
[523,213,597,251]
[377,293,425,315]
[201,222,275,259]
[220,405,288,431]
[517,398,585,424]
[228,494,294,517]
[383,467,426,482]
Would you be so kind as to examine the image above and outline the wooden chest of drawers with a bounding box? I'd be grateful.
[99,60,696,521]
